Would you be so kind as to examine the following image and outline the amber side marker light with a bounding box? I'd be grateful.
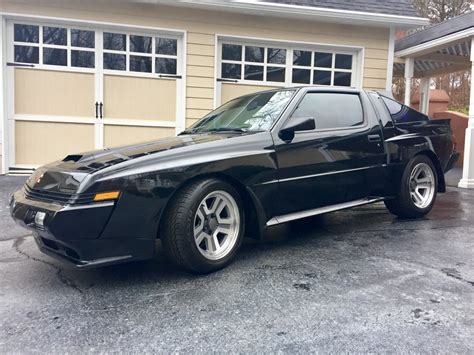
[93,191,120,202]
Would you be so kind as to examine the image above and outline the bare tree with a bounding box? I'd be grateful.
[393,0,471,112]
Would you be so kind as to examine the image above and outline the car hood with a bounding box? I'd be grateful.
[27,133,258,192]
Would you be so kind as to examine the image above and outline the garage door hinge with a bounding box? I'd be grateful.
[158,74,182,79]
[7,62,35,68]
[217,78,239,83]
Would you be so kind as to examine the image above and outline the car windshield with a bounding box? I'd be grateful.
[186,89,296,133]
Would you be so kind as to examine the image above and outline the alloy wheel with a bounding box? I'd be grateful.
[409,162,435,209]
[193,190,240,261]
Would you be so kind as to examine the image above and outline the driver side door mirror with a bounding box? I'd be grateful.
[278,116,316,142]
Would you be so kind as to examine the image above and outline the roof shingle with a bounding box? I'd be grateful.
[262,0,421,18]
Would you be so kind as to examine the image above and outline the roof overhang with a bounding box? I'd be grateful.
[395,27,474,58]
[135,0,429,28]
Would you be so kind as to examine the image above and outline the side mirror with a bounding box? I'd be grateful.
[278,117,315,142]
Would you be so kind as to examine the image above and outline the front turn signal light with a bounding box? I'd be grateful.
[93,191,120,201]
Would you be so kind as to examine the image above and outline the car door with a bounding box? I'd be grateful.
[272,90,385,217]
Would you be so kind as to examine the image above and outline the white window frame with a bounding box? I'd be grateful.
[102,30,181,78]
[11,20,97,74]
[220,43,287,84]
[215,34,364,106]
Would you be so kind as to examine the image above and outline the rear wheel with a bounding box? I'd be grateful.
[385,155,438,219]
[161,179,244,273]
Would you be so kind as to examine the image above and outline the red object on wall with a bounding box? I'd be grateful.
[432,111,468,167]
[411,90,450,117]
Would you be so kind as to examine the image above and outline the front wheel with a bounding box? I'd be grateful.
[161,179,245,273]
[385,155,438,219]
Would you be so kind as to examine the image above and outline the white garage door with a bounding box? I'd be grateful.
[216,38,362,106]
[5,20,184,170]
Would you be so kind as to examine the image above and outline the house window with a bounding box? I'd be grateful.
[291,50,353,87]
[221,43,287,83]
[103,32,178,74]
[13,23,95,69]
[220,41,357,87]
[13,24,179,75]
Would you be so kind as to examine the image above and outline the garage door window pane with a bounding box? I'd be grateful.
[43,48,67,66]
[104,53,126,70]
[71,29,95,48]
[245,46,264,63]
[71,50,95,68]
[130,55,152,72]
[292,93,363,129]
[334,72,352,86]
[14,24,39,43]
[292,68,310,84]
[14,45,39,63]
[221,63,241,79]
[156,38,177,55]
[313,70,331,85]
[314,52,332,68]
[222,44,242,61]
[267,67,285,82]
[104,32,126,51]
[155,58,177,74]
[130,35,152,53]
[293,50,311,66]
[244,65,264,81]
[267,48,286,64]
[43,26,67,45]
[335,54,352,69]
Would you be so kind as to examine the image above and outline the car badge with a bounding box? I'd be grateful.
[36,173,45,184]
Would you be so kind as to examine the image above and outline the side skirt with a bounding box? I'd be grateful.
[266,197,384,226]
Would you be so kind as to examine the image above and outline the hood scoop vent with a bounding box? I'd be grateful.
[63,155,83,162]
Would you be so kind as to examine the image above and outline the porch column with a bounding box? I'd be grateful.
[459,36,474,189]
[419,77,431,114]
[404,57,414,106]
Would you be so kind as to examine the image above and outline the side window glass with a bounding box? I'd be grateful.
[368,92,393,127]
[381,96,428,123]
[292,92,364,130]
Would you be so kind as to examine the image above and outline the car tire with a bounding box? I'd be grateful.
[384,155,438,219]
[161,178,245,273]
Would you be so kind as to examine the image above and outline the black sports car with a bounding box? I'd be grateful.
[10,87,458,273]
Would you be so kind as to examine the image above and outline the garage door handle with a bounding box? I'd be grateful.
[95,102,99,119]
[99,102,103,119]
[217,78,238,83]
[7,62,35,68]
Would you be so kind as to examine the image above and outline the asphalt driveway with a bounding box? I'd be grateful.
[0,176,473,353]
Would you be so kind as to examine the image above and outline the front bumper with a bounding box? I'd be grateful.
[10,189,155,269]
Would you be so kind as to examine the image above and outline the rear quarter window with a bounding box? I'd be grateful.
[381,96,428,123]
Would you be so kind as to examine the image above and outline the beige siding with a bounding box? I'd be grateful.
[2,1,391,134]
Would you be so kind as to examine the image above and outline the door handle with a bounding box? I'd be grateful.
[368,134,381,142]
[95,102,99,119]
[99,102,103,119]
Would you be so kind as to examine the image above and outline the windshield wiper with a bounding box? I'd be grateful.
[200,127,249,133]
